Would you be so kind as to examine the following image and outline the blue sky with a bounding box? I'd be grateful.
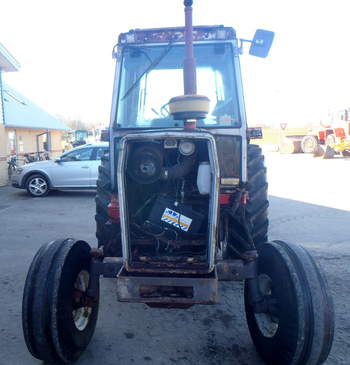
[1,0,349,127]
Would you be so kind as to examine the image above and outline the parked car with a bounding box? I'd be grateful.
[11,143,108,197]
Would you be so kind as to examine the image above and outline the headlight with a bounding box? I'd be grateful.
[16,168,23,173]
[179,140,195,156]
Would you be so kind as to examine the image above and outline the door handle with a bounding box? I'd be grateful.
[81,166,89,169]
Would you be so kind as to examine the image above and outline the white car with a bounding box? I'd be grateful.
[12,143,108,197]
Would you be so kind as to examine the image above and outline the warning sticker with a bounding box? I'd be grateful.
[161,208,192,232]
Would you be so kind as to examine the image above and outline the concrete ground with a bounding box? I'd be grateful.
[0,152,349,365]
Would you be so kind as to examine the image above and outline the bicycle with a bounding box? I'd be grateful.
[7,154,18,179]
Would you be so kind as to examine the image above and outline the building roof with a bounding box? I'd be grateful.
[0,43,20,72]
[2,83,69,130]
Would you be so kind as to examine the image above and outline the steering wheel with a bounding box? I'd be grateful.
[213,97,234,116]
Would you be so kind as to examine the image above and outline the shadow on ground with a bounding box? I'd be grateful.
[0,188,348,365]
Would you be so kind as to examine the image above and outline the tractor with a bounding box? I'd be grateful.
[22,1,334,364]
[63,129,89,151]
[300,109,350,157]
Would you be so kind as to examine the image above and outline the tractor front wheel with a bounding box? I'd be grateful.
[22,239,99,363]
[244,240,334,365]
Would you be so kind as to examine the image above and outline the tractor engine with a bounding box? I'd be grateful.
[118,132,220,274]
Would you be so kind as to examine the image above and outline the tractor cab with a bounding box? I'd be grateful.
[114,27,241,130]
[111,26,273,133]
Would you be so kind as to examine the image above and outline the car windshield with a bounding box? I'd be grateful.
[115,43,240,129]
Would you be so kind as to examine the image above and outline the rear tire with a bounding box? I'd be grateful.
[246,145,269,246]
[244,240,334,365]
[95,154,122,257]
[225,144,268,256]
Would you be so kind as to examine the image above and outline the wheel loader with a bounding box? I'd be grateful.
[22,1,334,364]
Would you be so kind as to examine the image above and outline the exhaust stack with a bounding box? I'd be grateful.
[168,0,210,129]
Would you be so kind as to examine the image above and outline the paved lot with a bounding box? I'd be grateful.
[0,152,349,365]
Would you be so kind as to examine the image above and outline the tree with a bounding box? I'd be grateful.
[55,114,91,131]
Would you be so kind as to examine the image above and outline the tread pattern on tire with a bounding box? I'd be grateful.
[22,239,99,364]
[49,239,98,363]
[23,239,71,363]
[22,241,55,359]
[274,240,334,364]
[226,144,269,252]
[244,240,334,365]
[247,145,269,245]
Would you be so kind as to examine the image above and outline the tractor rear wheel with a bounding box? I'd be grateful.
[244,240,334,365]
[22,239,99,363]
[95,154,122,257]
[246,144,269,246]
[224,144,268,257]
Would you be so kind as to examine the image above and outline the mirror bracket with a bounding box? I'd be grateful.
[238,38,253,55]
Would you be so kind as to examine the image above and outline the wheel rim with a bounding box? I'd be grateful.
[305,138,316,151]
[28,177,47,196]
[254,274,279,338]
[72,270,92,331]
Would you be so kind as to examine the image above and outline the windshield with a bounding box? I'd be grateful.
[115,43,240,129]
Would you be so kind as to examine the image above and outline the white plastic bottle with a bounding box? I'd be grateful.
[197,161,211,195]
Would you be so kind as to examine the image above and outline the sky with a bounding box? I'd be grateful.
[1,0,350,127]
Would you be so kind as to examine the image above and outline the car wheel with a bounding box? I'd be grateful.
[26,174,49,197]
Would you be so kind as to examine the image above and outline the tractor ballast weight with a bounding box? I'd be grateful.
[22,1,334,364]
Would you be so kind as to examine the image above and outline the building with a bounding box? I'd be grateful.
[0,43,19,185]
[0,43,69,186]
